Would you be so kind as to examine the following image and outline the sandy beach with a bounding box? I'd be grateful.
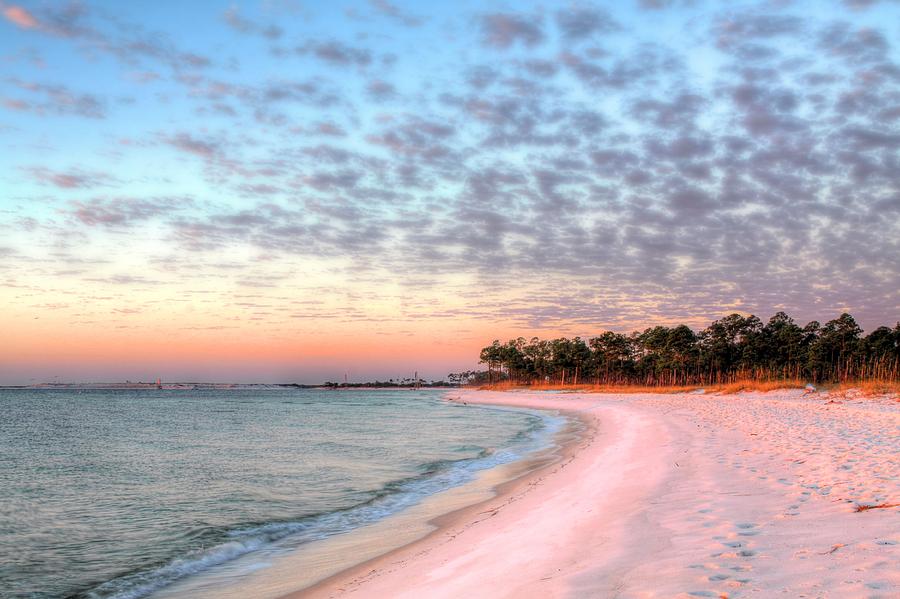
[291,389,900,599]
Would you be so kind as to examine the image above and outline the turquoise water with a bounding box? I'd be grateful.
[0,388,560,599]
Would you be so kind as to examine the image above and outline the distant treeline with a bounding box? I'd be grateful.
[472,312,900,386]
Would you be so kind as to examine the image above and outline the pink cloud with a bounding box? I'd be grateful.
[1,98,29,111]
[3,4,39,29]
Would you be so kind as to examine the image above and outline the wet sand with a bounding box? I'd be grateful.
[288,389,900,599]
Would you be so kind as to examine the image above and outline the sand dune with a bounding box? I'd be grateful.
[294,390,900,599]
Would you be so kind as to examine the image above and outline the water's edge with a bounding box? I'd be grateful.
[275,398,587,599]
[116,396,575,599]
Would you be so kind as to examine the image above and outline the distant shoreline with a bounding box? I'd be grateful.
[0,382,461,390]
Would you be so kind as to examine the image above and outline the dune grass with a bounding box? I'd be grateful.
[710,379,807,394]
[477,379,807,394]
[476,378,899,397]
[829,380,900,395]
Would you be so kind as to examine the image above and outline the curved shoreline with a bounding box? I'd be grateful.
[284,390,671,599]
[284,389,900,598]
[140,394,570,599]
[277,399,592,598]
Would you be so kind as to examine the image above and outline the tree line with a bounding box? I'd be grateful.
[473,312,900,386]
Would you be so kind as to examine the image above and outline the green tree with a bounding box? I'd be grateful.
[762,312,805,376]
[479,340,504,383]
[588,331,633,382]
[807,314,862,381]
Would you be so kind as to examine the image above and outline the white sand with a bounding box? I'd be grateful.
[292,389,900,599]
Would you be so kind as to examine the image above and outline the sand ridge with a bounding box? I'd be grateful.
[291,390,900,599]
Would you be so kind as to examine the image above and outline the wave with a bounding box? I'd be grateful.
[80,407,564,599]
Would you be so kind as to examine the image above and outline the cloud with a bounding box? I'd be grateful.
[714,13,804,49]
[2,4,38,28]
[4,2,213,74]
[312,121,346,136]
[183,77,341,123]
[841,0,881,9]
[298,40,372,67]
[366,116,457,164]
[67,197,189,227]
[479,13,544,49]
[166,133,220,158]
[638,0,678,9]
[3,79,106,118]
[368,0,422,27]
[637,0,698,10]
[555,7,619,41]
[366,79,396,100]
[28,167,113,189]
[630,93,706,128]
[31,2,92,38]
[223,7,282,39]
[818,22,889,63]
[844,127,900,150]
[86,274,162,285]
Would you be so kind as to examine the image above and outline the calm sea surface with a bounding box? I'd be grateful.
[0,388,560,599]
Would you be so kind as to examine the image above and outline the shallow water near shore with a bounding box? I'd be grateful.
[0,388,564,599]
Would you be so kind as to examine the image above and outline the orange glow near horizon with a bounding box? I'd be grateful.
[3,277,529,382]
[3,271,878,385]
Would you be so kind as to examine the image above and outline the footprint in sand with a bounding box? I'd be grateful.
[720,540,743,548]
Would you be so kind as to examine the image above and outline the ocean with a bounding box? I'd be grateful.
[0,388,563,599]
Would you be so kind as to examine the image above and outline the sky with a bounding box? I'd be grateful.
[1,0,899,384]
